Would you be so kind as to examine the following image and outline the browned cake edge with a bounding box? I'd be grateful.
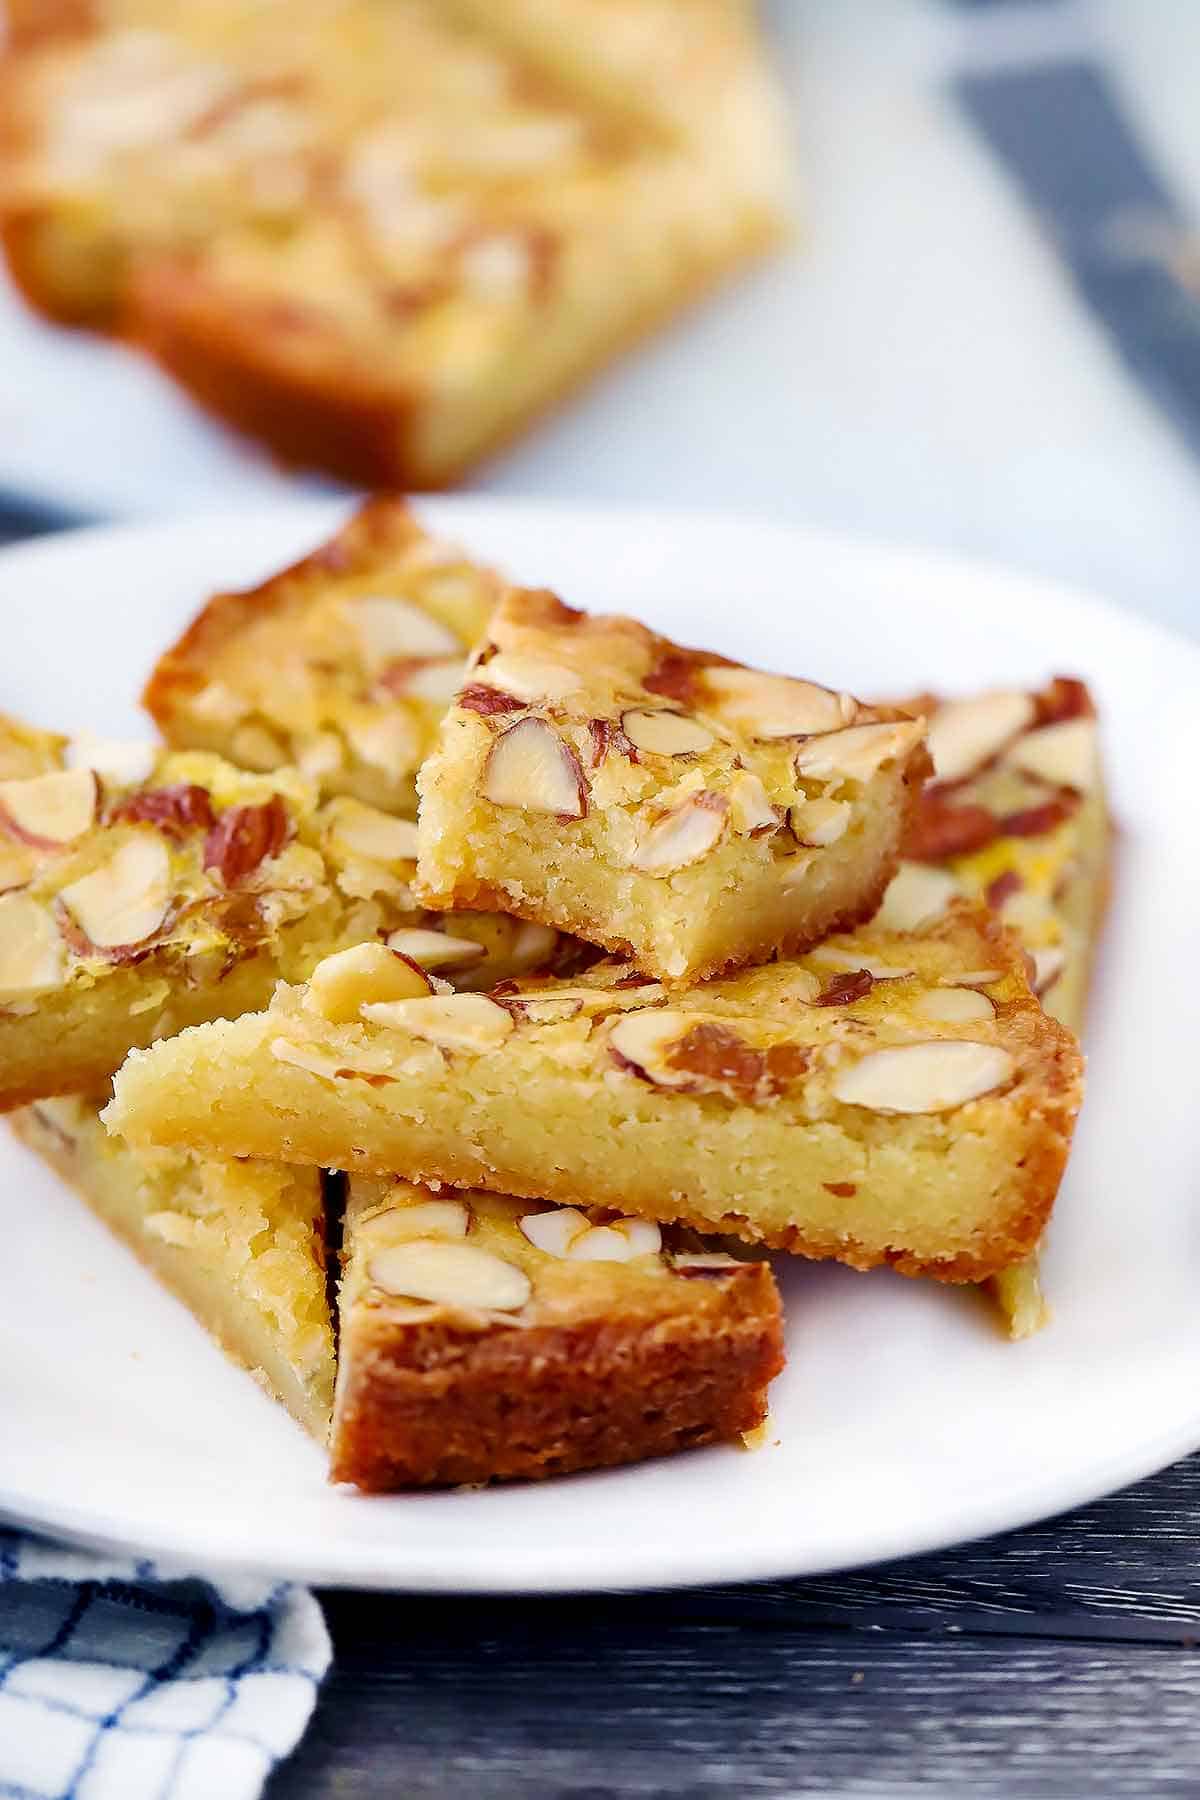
[330,1260,784,1489]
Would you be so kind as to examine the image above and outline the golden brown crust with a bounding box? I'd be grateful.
[331,1262,783,1489]
[142,494,429,727]
[3,1,96,52]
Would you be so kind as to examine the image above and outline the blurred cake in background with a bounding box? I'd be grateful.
[0,0,791,486]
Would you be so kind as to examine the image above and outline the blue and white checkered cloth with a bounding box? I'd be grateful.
[0,1530,329,1800]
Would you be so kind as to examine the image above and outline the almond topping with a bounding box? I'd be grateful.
[726,771,780,835]
[520,1207,590,1256]
[347,594,460,666]
[380,657,465,704]
[66,734,157,788]
[305,942,434,1023]
[832,1041,1015,1113]
[875,862,960,932]
[476,655,582,703]
[908,792,998,861]
[381,1198,470,1239]
[795,720,925,783]
[609,1010,808,1101]
[368,1241,531,1312]
[108,783,214,840]
[568,1219,662,1262]
[481,718,588,817]
[673,1253,740,1277]
[789,797,851,846]
[459,683,525,717]
[620,709,714,757]
[360,992,514,1050]
[204,797,289,885]
[912,987,995,1022]
[343,707,422,775]
[927,691,1035,782]
[700,668,855,739]
[0,769,97,847]
[385,927,486,972]
[0,843,35,894]
[508,920,562,973]
[0,893,66,1001]
[810,946,915,981]
[1005,718,1098,792]
[815,969,874,1006]
[1031,946,1067,995]
[631,791,727,874]
[608,1008,696,1088]
[325,798,419,864]
[939,968,1005,988]
[58,836,171,951]
[503,993,585,1024]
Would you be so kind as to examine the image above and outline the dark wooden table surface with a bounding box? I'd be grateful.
[5,503,1196,1799]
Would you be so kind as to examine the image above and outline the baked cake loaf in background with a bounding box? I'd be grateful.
[0,0,791,486]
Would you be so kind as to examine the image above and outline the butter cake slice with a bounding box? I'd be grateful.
[11,1095,334,1439]
[0,731,571,1109]
[106,906,1083,1284]
[415,588,931,983]
[332,1176,783,1489]
[1,1,789,485]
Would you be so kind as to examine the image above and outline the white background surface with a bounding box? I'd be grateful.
[2,2,1200,637]
[1,497,1197,1591]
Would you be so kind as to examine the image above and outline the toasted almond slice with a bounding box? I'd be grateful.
[1005,718,1098,792]
[269,1037,347,1081]
[385,927,487,972]
[520,1207,590,1256]
[343,707,423,776]
[481,717,588,817]
[939,968,1005,988]
[476,654,582,703]
[509,921,562,972]
[230,722,287,770]
[325,798,419,865]
[368,1241,531,1311]
[608,1008,693,1086]
[832,1040,1015,1112]
[391,658,465,704]
[504,994,585,1024]
[875,862,960,932]
[1031,945,1067,994]
[928,691,1035,783]
[631,792,727,874]
[381,1198,471,1240]
[611,1217,663,1256]
[727,771,780,835]
[673,1253,741,1276]
[0,893,66,1002]
[790,797,851,846]
[305,942,434,1023]
[297,731,345,779]
[795,720,925,783]
[0,769,97,847]
[189,680,246,725]
[568,1225,638,1262]
[66,733,157,788]
[912,987,995,1022]
[58,836,170,951]
[347,594,461,665]
[620,709,715,756]
[361,992,514,1050]
[809,946,915,981]
[699,668,855,738]
[0,842,35,894]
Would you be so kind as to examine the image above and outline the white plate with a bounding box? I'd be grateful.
[1,498,1196,1593]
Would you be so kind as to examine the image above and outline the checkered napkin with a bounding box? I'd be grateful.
[0,1529,330,1800]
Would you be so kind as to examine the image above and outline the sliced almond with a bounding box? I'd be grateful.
[912,987,995,1022]
[631,792,727,875]
[382,1198,470,1240]
[297,731,346,780]
[939,968,1005,988]
[520,1207,589,1256]
[504,993,585,1024]
[269,1037,347,1081]
[608,1008,694,1087]
[189,681,246,725]
[387,658,465,704]
[809,946,915,981]
[476,655,582,703]
[368,1241,531,1312]
[385,927,487,972]
[875,862,960,932]
[360,992,514,1050]
[794,720,925,783]
[611,1217,663,1256]
[230,722,286,770]
[58,836,170,951]
[508,920,562,973]
[343,707,423,776]
[325,798,419,865]
[727,771,780,835]
[1031,946,1067,995]
[347,594,461,666]
[927,691,1035,783]
[66,734,157,788]
[568,1220,662,1262]
[481,718,588,817]
[0,893,66,1002]
[305,942,434,1023]
[832,1040,1015,1113]
[1005,718,1098,792]
[0,842,35,894]
[699,668,855,739]
[790,797,851,846]
[620,709,715,757]
[0,769,97,847]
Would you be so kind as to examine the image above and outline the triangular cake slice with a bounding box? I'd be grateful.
[106,906,1083,1284]
[11,1096,334,1440]
[143,498,502,818]
[332,1176,783,1489]
[416,588,931,983]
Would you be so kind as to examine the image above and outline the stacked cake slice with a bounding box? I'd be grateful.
[7,500,1102,1489]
